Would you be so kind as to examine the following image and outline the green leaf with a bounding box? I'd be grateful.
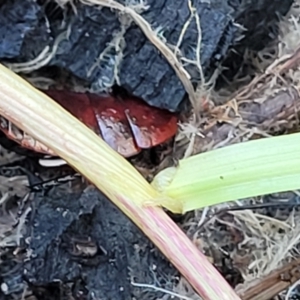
[152,132,300,213]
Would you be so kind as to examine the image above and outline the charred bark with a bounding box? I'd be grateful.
[0,0,293,111]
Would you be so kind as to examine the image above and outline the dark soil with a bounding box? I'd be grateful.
[0,151,179,300]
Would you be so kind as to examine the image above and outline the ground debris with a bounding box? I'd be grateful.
[175,43,300,159]
[236,257,300,300]
[0,183,177,300]
[0,1,299,299]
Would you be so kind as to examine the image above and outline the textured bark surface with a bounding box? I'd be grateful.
[0,0,235,112]
[1,186,177,299]
[0,0,293,111]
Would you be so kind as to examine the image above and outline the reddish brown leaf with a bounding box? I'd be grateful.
[88,93,140,157]
[1,89,178,158]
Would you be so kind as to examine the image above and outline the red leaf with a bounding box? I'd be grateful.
[44,90,100,135]
[1,89,178,157]
[122,95,178,149]
[88,93,140,157]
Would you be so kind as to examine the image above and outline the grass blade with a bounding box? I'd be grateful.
[153,133,300,213]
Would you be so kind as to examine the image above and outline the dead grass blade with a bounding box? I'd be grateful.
[236,257,300,300]
[175,44,300,158]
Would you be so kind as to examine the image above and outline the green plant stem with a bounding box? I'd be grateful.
[0,64,240,299]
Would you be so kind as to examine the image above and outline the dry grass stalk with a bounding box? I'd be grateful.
[236,257,300,300]
[175,44,300,158]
